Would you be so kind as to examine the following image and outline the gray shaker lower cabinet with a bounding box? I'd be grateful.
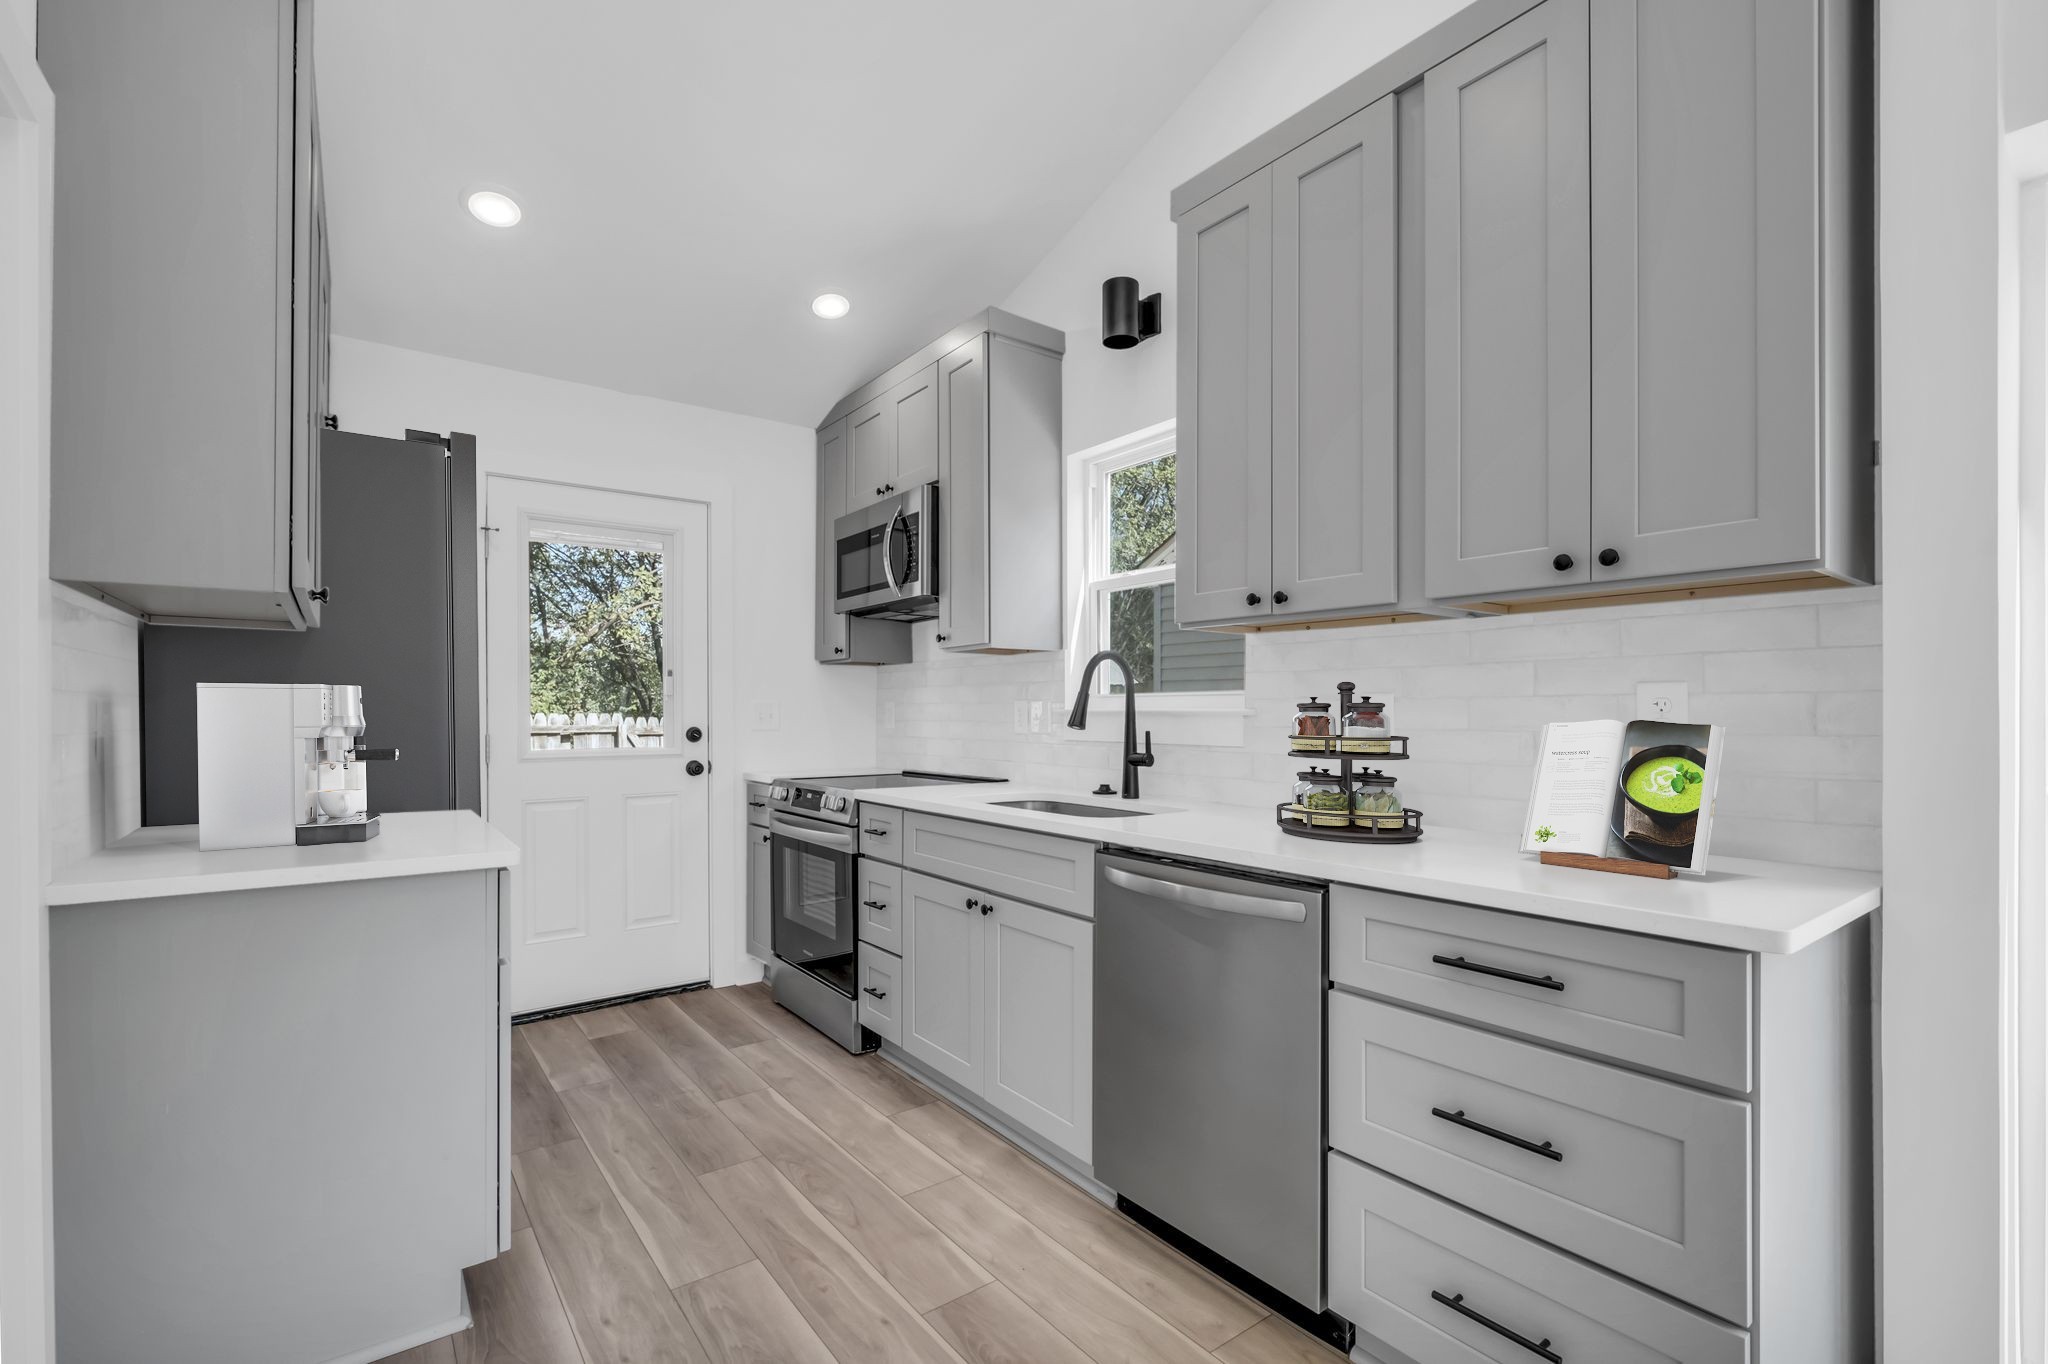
[895,854,1094,1166]
[747,824,773,961]
[1421,0,1594,601]
[49,871,506,1364]
[1328,887,1872,1362]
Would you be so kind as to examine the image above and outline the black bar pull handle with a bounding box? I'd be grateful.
[1430,1291,1561,1363]
[1432,1107,1561,1161]
[861,900,888,911]
[862,987,888,1000]
[1431,953,1564,991]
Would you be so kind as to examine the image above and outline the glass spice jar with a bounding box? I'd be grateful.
[1351,768,1406,830]
[1289,697,1336,753]
[1292,768,1352,827]
[1341,694,1392,753]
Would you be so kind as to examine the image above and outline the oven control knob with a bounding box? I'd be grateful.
[826,794,848,813]
[770,785,788,803]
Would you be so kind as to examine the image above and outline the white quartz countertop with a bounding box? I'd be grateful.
[822,780,1878,954]
[45,810,520,906]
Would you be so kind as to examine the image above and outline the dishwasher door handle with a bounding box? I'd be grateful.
[1103,866,1309,922]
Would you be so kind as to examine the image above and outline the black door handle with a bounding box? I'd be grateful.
[685,760,707,777]
[1597,547,1620,567]
[1432,953,1563,991]
[1432,1107,1561,1161]
[1430,1291,1560,1362]
[1552,553,1574,572]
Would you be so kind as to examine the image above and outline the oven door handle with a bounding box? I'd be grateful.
[881,507,908,597]
[770,814,856,854]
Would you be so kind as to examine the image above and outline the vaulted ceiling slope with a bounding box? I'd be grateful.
[316,0,1269,426]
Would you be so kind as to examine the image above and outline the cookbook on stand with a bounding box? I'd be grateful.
[1521,720,1726,876]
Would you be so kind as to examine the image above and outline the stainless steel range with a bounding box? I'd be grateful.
[765,770,999,1051]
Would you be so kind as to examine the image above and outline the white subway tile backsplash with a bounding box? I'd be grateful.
[877,585,1883,871]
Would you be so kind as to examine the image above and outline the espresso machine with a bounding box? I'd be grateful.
[196,683,400,850]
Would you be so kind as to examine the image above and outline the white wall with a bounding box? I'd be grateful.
[1878,0,2007,1355]
[1000,0,1466,457]
[330,336,878,986]
[881,587,1882,870]
[45,584,139,870]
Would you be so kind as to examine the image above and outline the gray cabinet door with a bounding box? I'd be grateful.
[1422,0,1592,600]
[892,362,941,490]
[901,871,986,1094]
[746,826,772,961]
[1588,0,1822,582]
[1272,99,1399,618]
[935,336,989,650]
[288,0,324,627]
[982,898,1092,1162]
[850,363,938,500]
[815,419,853,663]
[1176,167,1274,625]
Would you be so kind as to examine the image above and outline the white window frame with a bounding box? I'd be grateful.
[1063,421,1247,734]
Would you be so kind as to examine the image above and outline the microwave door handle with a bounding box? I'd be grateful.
[882,508,907,596]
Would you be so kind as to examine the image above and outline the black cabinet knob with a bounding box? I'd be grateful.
[685,725,704,743]
[685,760,706,776]
[936,634,948,643]
[1273,590,1290,605]
[1552,553,1574,572]
[308,587,330,603]
[833,646,844,655]
[1246,592,1263,606]
[980,900,995,916]
[1597,547,1620,568]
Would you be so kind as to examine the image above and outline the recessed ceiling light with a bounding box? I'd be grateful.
[811,293,851,320]
[466,190,522,227]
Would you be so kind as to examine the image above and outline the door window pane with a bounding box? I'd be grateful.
[1105,579,1245,694]
[528,536,666,750]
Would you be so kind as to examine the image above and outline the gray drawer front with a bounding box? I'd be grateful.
[902,812,1093,919]
[1330,886,1753,1090]
[857,860,903,955]
[1329,1153,1750,1364]
[858,947,901,1045]
[1329,992,1753,1324]
[746,782,771,829]
[859,804,904,861]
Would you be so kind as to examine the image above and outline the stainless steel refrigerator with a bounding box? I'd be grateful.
[141,428,481,825]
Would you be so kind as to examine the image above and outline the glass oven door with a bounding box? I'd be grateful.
[769,812,857,996]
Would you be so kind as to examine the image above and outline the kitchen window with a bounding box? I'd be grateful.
[1074,423,1245,704]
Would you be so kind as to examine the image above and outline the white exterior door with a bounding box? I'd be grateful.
[485,477,711,1012]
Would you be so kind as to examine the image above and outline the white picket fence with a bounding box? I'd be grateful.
[528,712,665,750]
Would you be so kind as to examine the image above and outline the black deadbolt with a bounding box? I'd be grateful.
[685,725,704,743]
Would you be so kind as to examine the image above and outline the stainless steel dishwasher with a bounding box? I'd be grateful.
[1093,849,1342,1347]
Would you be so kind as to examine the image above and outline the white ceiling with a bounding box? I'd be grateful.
[315,1,1268,426]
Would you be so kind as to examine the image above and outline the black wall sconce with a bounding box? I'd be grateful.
[1101,276,1162,349]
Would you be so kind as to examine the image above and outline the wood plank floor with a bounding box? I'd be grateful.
[377,984,1345,1364]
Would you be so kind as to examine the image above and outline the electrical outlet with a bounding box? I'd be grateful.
[750,700,780,731]
[1635,681,1690,723]
[1030,700,1048,733]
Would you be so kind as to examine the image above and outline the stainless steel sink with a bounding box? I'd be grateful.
[989,798,1153,818]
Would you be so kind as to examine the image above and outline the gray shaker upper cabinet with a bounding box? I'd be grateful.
[935,333,1063,654]
[816,418,909,665]
[1175,167,1275,627]
[1271,99,1401,619]
[850,364,940,503]
[1422,0,1593,601]
[1586,0,1870,587]
[44,0,328,630]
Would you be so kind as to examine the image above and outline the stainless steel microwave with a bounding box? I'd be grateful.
[833,484,937,620]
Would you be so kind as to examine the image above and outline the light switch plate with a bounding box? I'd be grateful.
[1635,681,1690,723]
[750,700,780,731]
